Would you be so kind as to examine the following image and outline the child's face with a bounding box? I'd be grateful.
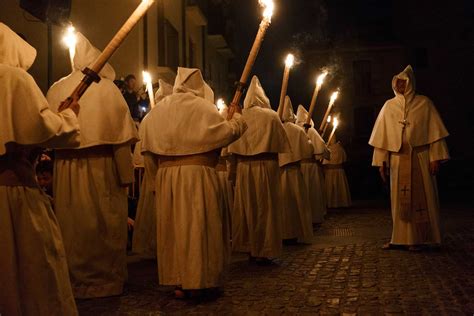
[37,172,53,190]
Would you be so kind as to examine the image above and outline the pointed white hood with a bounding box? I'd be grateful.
[1,23,80,155]
[141,67,247,155]
[296,104,327,156]
[154,79,173,104]
[369,65,448,151]
[0,23,36,70]
[279,96,296,123]
[47,32,138,149]
[243,76,271,109]
[73,32,115,80]
[172,67,212,101]
[278,97,314,166]
[228,76,291,155]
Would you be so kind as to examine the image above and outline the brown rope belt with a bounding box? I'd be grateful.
[281,161,301,169]
[301,157,317,164]
[324,164,344,170]
[237,152,278,163]
[158,152,219,169]
[216,156,228,172]
[56,145,114,159]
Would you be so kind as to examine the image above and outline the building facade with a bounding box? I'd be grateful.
[1,0,235,100]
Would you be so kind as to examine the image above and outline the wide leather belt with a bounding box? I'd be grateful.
[56,145,114,159]
[0,169,37,187]
[158,152,219,169]
[237,153,278,163]
[324,164,343,170]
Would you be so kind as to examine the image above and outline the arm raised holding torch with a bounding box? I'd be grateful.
[304,71,328,131]
[227,0,274,120]
[58,0,155,112]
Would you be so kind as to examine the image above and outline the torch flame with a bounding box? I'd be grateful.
[285,54,295,68]
[329,91,339,105]
[259,0,274,21]
[316,71,328,87]
[333,117,339,127]
[142,71,152,87]
[217,98,226,112]
[327,115,332,123]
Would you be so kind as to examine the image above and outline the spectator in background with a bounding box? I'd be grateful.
[123,74,140,120]
[36,159,54,198]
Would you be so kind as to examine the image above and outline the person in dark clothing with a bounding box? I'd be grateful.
[122,74,140,120]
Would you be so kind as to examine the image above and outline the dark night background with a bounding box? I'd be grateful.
[209,0,474,205]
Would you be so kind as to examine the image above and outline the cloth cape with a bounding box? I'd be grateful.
[295,104,327,156]
[0,23,80,155]
[278,96,313,166]
[369,65,448,152]
[140,67,246,155]
[228,76,290,155]
[47,32,138,149]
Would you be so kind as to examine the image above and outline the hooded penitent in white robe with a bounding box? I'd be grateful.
[228,76,291,258]
[140,67,247,289]
[369,65,449,245]
[296,105,328,223]
[132,80,173,258]
[323,138,352,208]
[0,23,79,316]
[278,96,313,242]
[47,32,138,298]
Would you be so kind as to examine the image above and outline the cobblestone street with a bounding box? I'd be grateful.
[78,202,474,315]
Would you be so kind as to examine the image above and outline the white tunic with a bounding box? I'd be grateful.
[369,65,449,245]
[228,76,291,257]
[296,105,328,223]
[141,68,247,289]
[323,141,352,208]
[0,23,79,316]
[47,32,138,298]
[278,96,313,242]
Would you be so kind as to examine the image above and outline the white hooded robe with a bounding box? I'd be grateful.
[278,96,314,242]
[140,67,247,289]
[369,65,449,245]
[323,139,352,208]
[0,23,79,316]
[228,76,291,258]
[46,32,138,298]
[132,79,173,258]
[296,105,329,223]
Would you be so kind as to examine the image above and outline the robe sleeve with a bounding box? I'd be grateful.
[429,138,450,163]
[227,113,248,140]
[113,144,134,185]
[38,108,80,148]
[144,152,158,192]
[372,147,389,167]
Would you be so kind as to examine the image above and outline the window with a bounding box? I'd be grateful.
[353,60,372,96]
[164,20,179,70]
[188,38,196,68]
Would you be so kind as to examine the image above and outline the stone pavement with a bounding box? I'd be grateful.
[77,202,474,315]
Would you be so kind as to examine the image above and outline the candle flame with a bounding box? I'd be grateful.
[259,0,274,21]
[316,71,328,87]
[329,91,339,105]
[217,98,226,112]
[142,71,152,86]
[327,115,332,123]
[285,54,295,68]
[333,117,339,128]
[63,25,77,49]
